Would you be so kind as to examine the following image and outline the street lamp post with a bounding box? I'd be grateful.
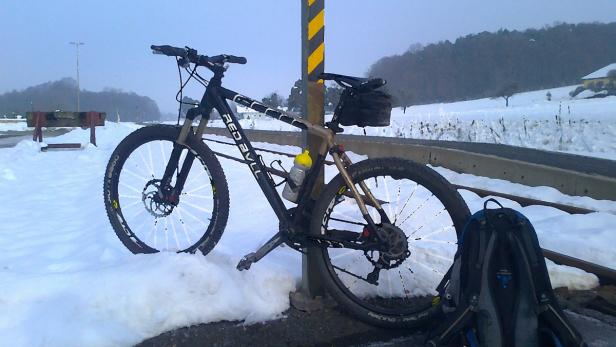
[69,41,85,112]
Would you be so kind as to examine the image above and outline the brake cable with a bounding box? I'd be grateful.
[174,59,199,125]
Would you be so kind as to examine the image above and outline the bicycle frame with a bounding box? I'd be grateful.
[162,71,387,265]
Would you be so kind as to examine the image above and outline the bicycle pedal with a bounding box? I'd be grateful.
[236,252,257,271]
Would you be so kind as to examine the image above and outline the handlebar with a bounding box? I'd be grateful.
[150,44,247,66]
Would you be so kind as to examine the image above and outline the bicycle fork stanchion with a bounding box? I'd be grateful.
[290,0,327,311]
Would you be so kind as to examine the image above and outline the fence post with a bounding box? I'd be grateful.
[291,0,326,309]
[32,111,45,142]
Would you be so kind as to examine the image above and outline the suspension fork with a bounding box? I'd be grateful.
[161,106,210,200]
[330,150,390,237]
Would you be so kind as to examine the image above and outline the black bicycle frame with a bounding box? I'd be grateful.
[160,69,387,266]
[168,73,323,234]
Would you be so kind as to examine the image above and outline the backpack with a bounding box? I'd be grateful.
[426,199,587,347]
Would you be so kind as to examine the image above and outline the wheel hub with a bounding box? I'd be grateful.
[142,179,177,217]
[364,223,410,269]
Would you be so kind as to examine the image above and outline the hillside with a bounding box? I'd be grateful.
[0,78,161,122]
[369,22,616,106]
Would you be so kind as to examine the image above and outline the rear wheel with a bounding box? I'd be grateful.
[310,157,469,328]
[103,125,229,255]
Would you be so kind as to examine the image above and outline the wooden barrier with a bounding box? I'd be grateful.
[26,111,106,149]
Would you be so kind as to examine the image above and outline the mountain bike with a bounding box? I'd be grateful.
[103,45,470,328]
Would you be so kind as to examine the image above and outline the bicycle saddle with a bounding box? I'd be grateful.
[320,73,386,91]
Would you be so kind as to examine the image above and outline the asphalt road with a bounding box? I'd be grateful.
[138,304,616,347]
[0,129,71,148]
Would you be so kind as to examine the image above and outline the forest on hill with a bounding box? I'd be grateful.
[0,78,161,122]
[368,22,616,107]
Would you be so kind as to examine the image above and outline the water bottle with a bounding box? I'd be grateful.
[282,149,313,202]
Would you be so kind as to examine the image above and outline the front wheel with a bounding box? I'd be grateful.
[103,125,229,255]
[310,157,469,328]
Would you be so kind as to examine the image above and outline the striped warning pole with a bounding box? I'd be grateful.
[304,0,325,84]
[302,0,325,157]
[295,0,326,303]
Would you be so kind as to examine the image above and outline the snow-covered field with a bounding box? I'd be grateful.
[0,120,28,132]
[206,85,616,160]
[0,123,614,346]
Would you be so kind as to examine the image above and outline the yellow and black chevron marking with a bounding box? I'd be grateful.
[307,0,324,82]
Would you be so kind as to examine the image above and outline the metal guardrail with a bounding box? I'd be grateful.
[203,128,616,201]
[203,129,616,284]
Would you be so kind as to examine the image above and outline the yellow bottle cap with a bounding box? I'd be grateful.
[294,149,313,168]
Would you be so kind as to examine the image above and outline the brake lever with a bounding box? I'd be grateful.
[152,50,164,55]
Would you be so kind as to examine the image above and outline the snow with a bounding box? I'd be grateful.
[204,85,616,160]
[0,113,614,345]
[0,120,28,132]
[582,63,616,80]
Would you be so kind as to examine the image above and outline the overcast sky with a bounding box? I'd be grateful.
[1,0,616,113]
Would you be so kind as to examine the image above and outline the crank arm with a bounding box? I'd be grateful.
[236,232,284,271]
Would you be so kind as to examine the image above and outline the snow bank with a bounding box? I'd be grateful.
[0,122,612,346]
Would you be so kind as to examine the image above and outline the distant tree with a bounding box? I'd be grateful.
[569,85,586,98]
[0,78,161,121]
[588,81,605,93]
[607,70,616,94]
[398,89,413,113]
[287,79,303,113]
[368,22,616,105]
[494,83,519,107]
[546,91,552,101]
[262,92,284,109]
[325,84,343,112]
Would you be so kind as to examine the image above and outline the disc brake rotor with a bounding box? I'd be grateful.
[142,179,175,218]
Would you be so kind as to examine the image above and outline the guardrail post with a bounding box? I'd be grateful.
[291,0,326,310]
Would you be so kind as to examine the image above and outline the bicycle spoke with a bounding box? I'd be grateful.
[411,247,454,264]
[175,208,193,246]
[394,183,418,223]
[413,224,455,240]
[177,205,210,228]
[185,183,215,195]
[119,194,141,200]
[137,147,154,178]
[147,143,156,178]
[181,200,213,215]
[408,207,448,236]
[119,181,142,195]
[413,260,447,277]
[397,193,435,226]
[381,176,395,218]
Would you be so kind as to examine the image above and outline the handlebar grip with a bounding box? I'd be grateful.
[208,54,247,65]
[150,45,187,57]
[226,55,247,64]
